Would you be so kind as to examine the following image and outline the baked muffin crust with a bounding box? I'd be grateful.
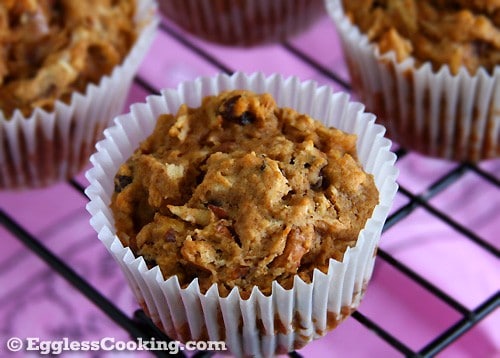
[342,0,500,75]
[0,0,136,118]
[110,90,378,298]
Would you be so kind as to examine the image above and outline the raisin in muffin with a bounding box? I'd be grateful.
[86,72,398,356]
[0,0,157,188]
[326,0,500,161]
[110,90,379,299]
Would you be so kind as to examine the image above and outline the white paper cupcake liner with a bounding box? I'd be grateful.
[326,0,500,162]
[85,72,398,357]
[159,0,325,46]
[0,0,158,189]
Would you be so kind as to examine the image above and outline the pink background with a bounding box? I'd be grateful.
[1,9,499,358]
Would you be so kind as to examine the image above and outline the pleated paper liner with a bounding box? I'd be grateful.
[85,72,398,357]
[0,0,158,189]
[159,0,325,46]
[326,0,500,162]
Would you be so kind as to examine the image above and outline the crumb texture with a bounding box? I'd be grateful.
[0,0,136,118]
[343,0,500,75]
[111,90,378,298]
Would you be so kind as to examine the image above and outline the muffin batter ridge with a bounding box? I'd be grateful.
[111,90,379,298]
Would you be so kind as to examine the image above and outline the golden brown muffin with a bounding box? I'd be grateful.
[342,0,500,75]
[110,90,379,299]
[0,0,136,118]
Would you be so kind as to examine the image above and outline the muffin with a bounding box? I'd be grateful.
[110,89,379,299]
[159,0,325,46]
[326,0,500,161]
[0,0,157,189]
[86,72,398,357]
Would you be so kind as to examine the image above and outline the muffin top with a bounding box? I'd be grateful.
[342,0,500,75]
[110,90,378,298]
[0,0,136,118]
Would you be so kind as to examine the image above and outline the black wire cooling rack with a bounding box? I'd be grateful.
[1,16,499,358]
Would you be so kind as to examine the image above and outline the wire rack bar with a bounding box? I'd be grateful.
[383,200,419,232]
[113,20,500,355]
[0,14,497,358]
[0,209,180,358]
[159,22,234,75]
[420,164,468,200]
[135,76,161,96]
[418,292,500,356]
[466,163,500,187]
[376,249,470,316]
[351,311,418,357]
[68,178,87,199]
[398,186,499,257]
[281,42,352,91]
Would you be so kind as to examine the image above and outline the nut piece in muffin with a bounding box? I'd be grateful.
[110,90,379,299]
[0,0,136,118]
[342,0,500,75]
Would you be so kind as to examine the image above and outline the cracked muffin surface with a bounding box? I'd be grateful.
[110,90,378,298]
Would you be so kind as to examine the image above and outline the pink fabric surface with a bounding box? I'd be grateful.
[0,11,499,358]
